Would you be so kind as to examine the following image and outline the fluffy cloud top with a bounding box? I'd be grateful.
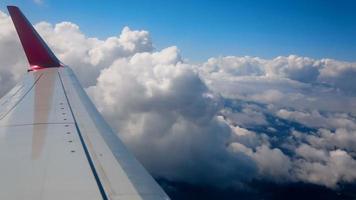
[0,10,356,191]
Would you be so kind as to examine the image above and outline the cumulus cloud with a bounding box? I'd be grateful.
[200,55,356,102]
[295,149,356,188]
[86,47,259,186]
[0,9,356,192]
[34,21,153,87]
[229,143,292,180]
[0,11,27,96]
[295,144,328,162]
[201,55,321,82]
[276,109,356,130]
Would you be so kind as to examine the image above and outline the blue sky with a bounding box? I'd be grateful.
[1,0,356,62]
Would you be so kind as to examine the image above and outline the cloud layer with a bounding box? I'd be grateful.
[0,10,356,191]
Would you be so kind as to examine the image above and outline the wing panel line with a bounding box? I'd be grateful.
[0,122,74,128]
[57,71,109,200]
[0,73,43,120]
[0,85,24,106]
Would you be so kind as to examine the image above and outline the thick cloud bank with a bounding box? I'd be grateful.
[1,10,356,193]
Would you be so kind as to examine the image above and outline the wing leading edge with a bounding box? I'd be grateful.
[0,6,170,200]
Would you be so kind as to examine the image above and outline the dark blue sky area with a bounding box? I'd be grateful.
[1,0,356,62]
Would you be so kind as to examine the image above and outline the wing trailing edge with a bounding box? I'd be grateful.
[7,6,61,70]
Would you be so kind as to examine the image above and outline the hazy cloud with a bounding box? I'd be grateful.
[33,0,43,5]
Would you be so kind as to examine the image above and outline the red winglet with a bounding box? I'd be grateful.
[7,6,61,70]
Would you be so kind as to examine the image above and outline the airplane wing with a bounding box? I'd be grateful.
[0,6,170,200]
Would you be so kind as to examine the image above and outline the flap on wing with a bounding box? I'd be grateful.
[7,6,61,70]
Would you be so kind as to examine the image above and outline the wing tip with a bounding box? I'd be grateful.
[7,6,21,15]
[7,5,19,9]
[7,5,62,70]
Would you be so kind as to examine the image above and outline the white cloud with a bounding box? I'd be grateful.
[220,106,268,127]
[250,89,284,103]
[295,144,328,162]
[34,21,153,87]
[295,149,356,188]
[229,143,292,180]
[201,55,321,83]
[306,128,356,152]
[0,11,27,96]
[276,109,356,130]
[318,59,356,93]
[86,47,260,186]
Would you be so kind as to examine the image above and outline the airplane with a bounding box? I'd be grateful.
[0,6,170,200]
